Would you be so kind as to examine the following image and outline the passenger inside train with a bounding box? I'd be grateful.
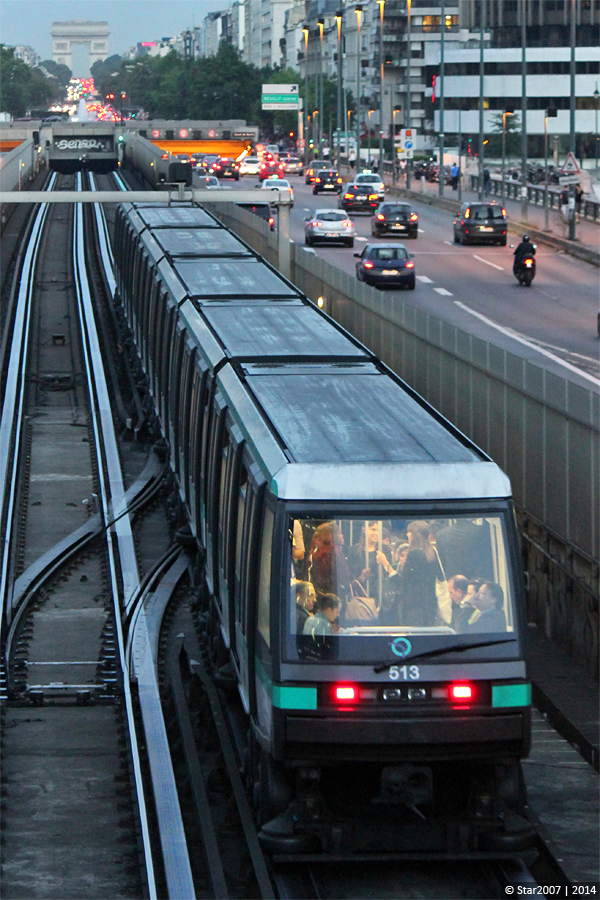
[289,515,515,660]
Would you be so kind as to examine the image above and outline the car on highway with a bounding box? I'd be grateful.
[239,155,260,176]
[371,202,419,239]
[305,160,330,184]
[282,156,303,175]
[175,153,191,163]
[354,171,385,201]
[304,209,356,247]
[237,201,275,230]
[338,182,380,213]
[199,154,220,174]
[197,175,230,190]
[259,158,286,180]
[259,177,294,203]
[453,202,508,245]
[313,169,344,194]
[355,242,416,289]
[213,157,240,179]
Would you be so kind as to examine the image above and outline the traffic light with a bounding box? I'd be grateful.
[117,134,125,143]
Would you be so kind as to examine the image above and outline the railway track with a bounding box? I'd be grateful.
[0,169,576,900]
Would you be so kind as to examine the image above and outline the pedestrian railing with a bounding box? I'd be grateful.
[468,174,600,222]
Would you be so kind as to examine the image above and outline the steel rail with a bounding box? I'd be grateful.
[72,173,157,898]
[0,172,57,642]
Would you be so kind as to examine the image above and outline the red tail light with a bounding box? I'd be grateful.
[405,261,415,268]
[377,213,385,220]
[342,220,352,227]
[410,212,418,221]
[268,217,274,226]
[310,221,322,227]
[364,261,374,269]
[465,208,470,218]
[316,178,321,183]
[337,177,343,183]
[524,259,533,267]
[450,683,474,701]
[345,193,354,199]
[161,153,169,159]
[501,208,506,217]
[334,684,358,703]
[369,193,379,200]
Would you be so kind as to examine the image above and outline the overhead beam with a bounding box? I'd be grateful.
[0,190,293,205]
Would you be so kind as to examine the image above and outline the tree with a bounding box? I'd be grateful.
[0,45,57,116]
[487,111,521,158]
[90,54,124,86]
[40,59,72,86]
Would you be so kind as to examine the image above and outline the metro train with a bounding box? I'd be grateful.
[113,200,535,857]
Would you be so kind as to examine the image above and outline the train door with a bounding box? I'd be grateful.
[205,390,227,601]
[216,419,244,645]
[168,323,186,474]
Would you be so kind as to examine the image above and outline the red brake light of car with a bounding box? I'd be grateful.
[342,220,352,227]
[344,193,354,199]
[410,212,418,221]
[316,178,321,183]
[161,153,169,159]
[337,177,343,183]
[369,194,379,200]
[450,683,474,701]
[376,213,385,221]
[334,684,358,703]
[268,217,274,226]
[406,261,415,268]
[465,209,470,218]
[310,221,322,227]
[501,208,507,217]
[364,261,375,269]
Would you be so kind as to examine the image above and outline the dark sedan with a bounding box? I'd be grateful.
[371,202,419,239]
[453,202,508,245]
[213,157,240,179]
[338,183,380,213]
[313,169,344,194]
[355,243,416,289]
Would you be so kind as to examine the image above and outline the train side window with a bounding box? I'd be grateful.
[257,507,274,648]
[234,464,249,613]
[180,343,198,500]
[189,367,207,534]
[169,324,186,468]
[159,306,176,422]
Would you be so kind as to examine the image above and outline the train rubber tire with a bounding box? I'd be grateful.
[254,749,293,828]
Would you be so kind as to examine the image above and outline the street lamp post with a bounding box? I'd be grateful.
[568,0,576,240]
[521,0,528,221]
[478,0,485,200]
[405,0,412,189]
[392,104,401,182]
[544,105,557,230]
[458,106,463,202]
[501,107,514,199]
[318,18,324,152]
[367,109,374,162]
[303,26,309,167]
[335,11,343,172]
[377,0,385,176]
[594,83,599,170]
[438,0,445,198]
[355,6,362,171]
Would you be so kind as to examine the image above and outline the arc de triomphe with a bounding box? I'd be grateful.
[52,20,110,72]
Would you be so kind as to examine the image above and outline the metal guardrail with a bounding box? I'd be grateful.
[468,174,600,222]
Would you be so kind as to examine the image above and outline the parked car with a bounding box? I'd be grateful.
[355,243,416,289]
[453,202,507,245]
[213,157,240,179]
[239,155,260,176]
[371,202,418,239]
[338,182,380,213]
[305,160,330,184]
[282,156,303,175]
[237,201,275,230]
[313,169,344,194]
[353,172,385,201]
[304,209,356,247]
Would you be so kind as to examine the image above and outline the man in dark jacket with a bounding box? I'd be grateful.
[467,582,507,633]
[513,233,536,275]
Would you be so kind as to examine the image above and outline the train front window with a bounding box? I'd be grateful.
[287,515,518,663]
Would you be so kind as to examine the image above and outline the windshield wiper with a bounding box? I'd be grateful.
[373,638,517,673]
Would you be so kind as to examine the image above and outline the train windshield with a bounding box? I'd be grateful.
[287,514,518,663]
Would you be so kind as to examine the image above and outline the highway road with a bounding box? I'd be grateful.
[258,175,599,389]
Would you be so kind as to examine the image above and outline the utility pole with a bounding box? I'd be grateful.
[355,6,362,171]
[438,0,445,198]
[520,0,528,220]
[478,0,485,200]
[318,18,324,152]
[569,0,576,241]
[303,26,309,167]
[336,10,343,172]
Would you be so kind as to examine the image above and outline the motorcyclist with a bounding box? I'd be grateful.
[513,234,536,275]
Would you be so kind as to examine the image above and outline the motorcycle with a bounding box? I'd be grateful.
[510,244,537,286]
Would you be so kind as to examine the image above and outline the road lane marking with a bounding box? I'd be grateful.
[444,240,454,246]
[433,287,453,296]
[418,228,425,233]
[416,275,433,283]
[355,236,368,241]
[453,301,600,388]
[473,254,504,271]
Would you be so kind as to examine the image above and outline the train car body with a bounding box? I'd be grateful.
[47,122,118,173]
[113,200,534,858]
[122,133,193,187]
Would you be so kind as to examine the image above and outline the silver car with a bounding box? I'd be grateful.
[239,155,260,175]
[304,209,356,248]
